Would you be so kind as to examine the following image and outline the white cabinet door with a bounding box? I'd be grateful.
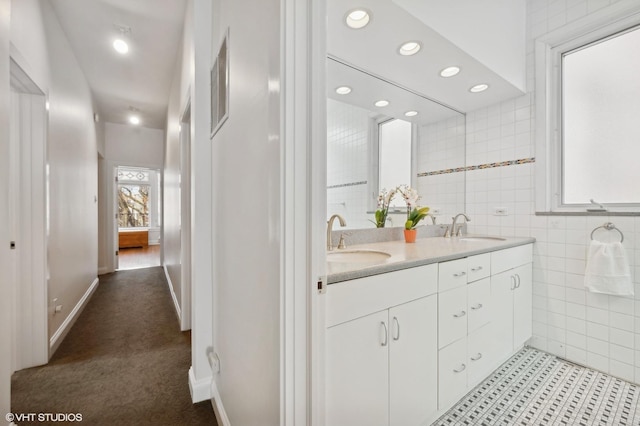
[326,310,389,426]
[438,285,468,348]
[389,296,438,426]
[513,263,533,349]
[491,269,514,364]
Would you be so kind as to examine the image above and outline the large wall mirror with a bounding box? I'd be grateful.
[326,57,466,229]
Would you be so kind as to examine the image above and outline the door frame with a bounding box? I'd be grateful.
[9,58,49,371]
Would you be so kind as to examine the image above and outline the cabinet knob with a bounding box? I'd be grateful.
[453,364,466,373]
[453,310,466,318]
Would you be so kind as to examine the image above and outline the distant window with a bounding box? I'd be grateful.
[118,184,150,228]
[378,119,412,208]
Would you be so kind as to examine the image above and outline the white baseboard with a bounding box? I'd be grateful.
[189,366,212,403]
[97,266,110,275]
[210,378,230,426]
[163,264,181,321]
[49,277,99,355]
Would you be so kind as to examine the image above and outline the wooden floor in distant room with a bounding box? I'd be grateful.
[118,244,160,270]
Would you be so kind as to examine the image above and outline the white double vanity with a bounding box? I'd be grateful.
[325,235,534,426]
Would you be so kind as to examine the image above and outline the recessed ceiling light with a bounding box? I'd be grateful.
[404,111,418,117]
[129,115,140,125]
[113,39,129,54]
[346,9,370,29]
[398,41,421,56]
[374,100,389,107]
[440,66,461,77]
[335,86,352,95]
[469,83,489,93]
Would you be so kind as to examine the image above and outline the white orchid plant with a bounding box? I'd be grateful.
[371,187,397,228]
[397,184,430,230]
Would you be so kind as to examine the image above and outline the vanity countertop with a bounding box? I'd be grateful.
[327,235,536,284]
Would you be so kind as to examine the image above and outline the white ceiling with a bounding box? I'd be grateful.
[327,0,526,115]
[49,0,187,129]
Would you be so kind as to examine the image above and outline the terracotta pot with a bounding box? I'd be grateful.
[404,229,417,243]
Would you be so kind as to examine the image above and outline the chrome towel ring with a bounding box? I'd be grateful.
[590,222,624,243]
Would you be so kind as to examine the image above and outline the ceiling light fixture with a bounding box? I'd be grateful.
[374,100,389,107]
[440,66,461,77]
[129,115,140,125]
[469,83,489,93]
[113,39,129,54]
[404,111,418,117]
[398,41,421,56]
[346,9,371,29]
[335,86,352,95]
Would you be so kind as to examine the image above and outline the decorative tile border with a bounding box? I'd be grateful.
[418,157,535,177]
[327,180,367,189]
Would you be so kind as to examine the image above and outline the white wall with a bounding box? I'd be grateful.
[465,0,640,385]
[209,0,282,423]
[164,0,193,329]
[104,122,164,167]
[11,0,99,348]
[0,0,11,418]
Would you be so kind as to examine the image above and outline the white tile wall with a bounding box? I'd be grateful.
[416,115,466,222]
[326,99,372,229]
[464,0,640,384]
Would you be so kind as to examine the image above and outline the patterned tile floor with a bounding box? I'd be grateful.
[434,347,640,425]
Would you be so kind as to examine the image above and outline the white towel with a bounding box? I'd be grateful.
[584,240,633,296]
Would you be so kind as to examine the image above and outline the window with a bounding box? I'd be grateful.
[118,184,150,228]
[378,118,412,208]
[535,10,640,212]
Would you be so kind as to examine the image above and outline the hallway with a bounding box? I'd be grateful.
[11,267,218,425]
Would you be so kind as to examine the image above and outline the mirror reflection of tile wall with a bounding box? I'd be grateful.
[327,99,371,229]
[327,98,466,229]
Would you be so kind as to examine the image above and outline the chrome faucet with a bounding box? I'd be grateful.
[327,214,347,251]
[447,213,470,237]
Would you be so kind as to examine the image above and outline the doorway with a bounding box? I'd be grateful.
[115,166,162,270]
[9,59,48,371]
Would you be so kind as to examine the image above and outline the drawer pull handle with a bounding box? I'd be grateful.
[453,271,467,277]
[380,321,388,347]
[510,275,516,290]
[471,303,483,310]
[470,266,483,272]
[392,316,400,341]
[453,364,466,373]
[453,311,466,318]
[471,353,483,361]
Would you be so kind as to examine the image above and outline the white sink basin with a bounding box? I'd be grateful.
[327,249,391,264]
[458,236,506,242]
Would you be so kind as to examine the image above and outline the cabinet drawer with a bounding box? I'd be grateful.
[490,244,533,275]
[439,258,468,292]
[326,264,438,327]
[467,253,490,282]
[438,338,467,410]
[467,323,495,390]
[467,278,491,333]
[438,286,467,349]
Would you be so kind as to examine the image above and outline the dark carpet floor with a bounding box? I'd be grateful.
[11,267,218,425]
